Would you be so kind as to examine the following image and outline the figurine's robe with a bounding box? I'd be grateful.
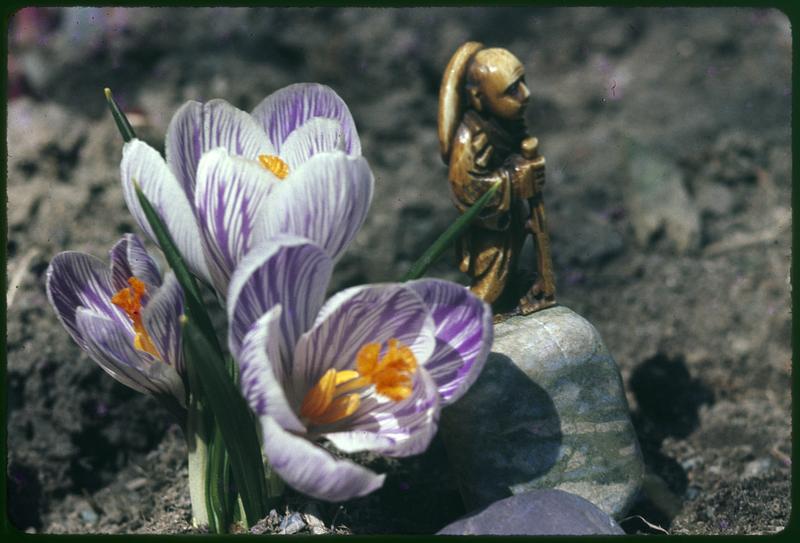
[448,110,528,305]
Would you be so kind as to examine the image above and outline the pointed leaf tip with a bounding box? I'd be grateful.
[104,86,137,143]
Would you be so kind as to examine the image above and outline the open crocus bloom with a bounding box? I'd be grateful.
[228,235,493,501]
[46,234,186,415]
[119,83,372,298]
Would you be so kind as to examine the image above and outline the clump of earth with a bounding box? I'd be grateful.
[7,7,790,535]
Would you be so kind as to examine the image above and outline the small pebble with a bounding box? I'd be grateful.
[80,509,98,525]
[743,457,773,479]
[124,477,148,491]
[279,512,305,535]
[302,505,326,534]
[681,457,701,471]
[303,515,325,528]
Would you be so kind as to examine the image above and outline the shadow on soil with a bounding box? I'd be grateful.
[624,353,715,532]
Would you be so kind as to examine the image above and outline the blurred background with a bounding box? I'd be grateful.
[6,7,791,534]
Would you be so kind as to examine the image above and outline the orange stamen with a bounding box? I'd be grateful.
[299,339,417,427]
[357,339,417,402]
[111,277,161,359]
[258,154,290,179]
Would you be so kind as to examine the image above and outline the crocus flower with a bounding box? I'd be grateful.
[46,234,186,417]
[118,83,372,297]
[227,235,493,501]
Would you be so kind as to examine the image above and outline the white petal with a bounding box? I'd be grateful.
[260,416,384,502]
[46,251,119,349]
[253,152,373,262]
[108,234,162,292]
[76,309,159,395]
[406,278,494,404]
[251,83,361,156]
[120,139,212,285]
[141,272,184,374]
[238,307,305,433]
[165,99,274,197]
[280,117,348,170]
[227,236,332,384]
[194,148,279,295]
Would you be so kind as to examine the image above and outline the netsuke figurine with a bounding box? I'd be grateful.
[438,41,557,315]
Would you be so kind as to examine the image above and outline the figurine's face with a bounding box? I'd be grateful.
[473,48,530,121]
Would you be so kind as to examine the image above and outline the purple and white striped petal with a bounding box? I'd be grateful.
[109,234,162,292]
[251,83,361,156]
[260,415,385,502]
[253,152,373,262]
[406,279,493,405]
[227,236,332,382]
[165,99,274,198]
[120,139,212,286]
[194,148,279,295]
[323,365,440,458]
[280,118,347,170]
[292,284,436,404]
[238,307,305,433]
[46,252,122,349]
[77,309,186,403]
[75,308,154,394]
[141,272,185,375]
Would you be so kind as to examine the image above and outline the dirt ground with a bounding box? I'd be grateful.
[5,7,792,535]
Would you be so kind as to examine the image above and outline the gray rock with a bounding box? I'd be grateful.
[625,142,701,253]
[437,489,625,535]
[439,305,643,519]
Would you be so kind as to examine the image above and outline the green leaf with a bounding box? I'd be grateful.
[402,180,502,281]
[182,316,270,525]
[104,88,137,142]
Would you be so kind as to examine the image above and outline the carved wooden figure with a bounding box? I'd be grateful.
[438,42,556,315]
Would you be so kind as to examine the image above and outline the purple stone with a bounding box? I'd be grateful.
[436,490,625,536]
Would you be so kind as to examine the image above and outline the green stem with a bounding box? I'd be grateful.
[182,317,270,525]
[186,395,212,530]
[207,422,229,532]
[402,180,503,281]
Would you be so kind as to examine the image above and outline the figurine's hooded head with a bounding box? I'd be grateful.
[439,42,530,162]
[467,48,530,120]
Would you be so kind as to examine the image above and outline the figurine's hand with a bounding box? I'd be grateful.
[509,154,545,199]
